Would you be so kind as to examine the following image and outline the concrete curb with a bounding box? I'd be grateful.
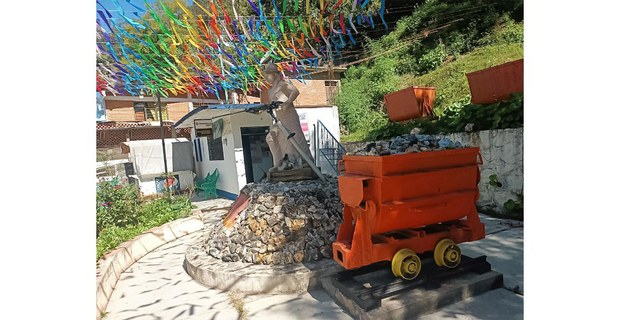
[184,240,342,294]
[95,209,204,320]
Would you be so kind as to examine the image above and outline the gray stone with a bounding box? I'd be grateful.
[203,178,343,265]
[319,246,331,258]
[266,214,278,227]
[208,248,222,259]
[242,253,252,263]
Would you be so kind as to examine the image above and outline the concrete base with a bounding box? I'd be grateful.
[184,239,342,294]
[321,268,503,320]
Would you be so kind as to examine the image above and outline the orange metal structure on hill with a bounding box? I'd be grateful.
[383,86,436,121]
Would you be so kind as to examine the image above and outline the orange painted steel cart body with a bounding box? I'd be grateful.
[332,148,486,270]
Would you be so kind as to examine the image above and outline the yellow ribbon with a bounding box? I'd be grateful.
[194,0,215,18]
[175,0,194,19]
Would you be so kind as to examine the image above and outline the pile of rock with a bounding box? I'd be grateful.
[204,177,342,265]
[349,133,465,156]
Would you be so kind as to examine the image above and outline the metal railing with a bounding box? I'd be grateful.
[316,120,346,175]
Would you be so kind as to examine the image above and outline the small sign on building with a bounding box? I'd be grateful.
[155,175,180,193]
[299,112,309,141]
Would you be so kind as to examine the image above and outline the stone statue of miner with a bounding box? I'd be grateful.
[262,63,314,172]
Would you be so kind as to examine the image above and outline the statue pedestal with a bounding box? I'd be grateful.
[267,167,319,182]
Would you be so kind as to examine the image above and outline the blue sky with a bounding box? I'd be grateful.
[97,0,196,33]
[97,0,194,15]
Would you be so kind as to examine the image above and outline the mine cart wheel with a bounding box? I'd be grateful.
[391,249,422,280]
[434,239,462,268]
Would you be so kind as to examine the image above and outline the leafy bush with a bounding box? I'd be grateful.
[96,224,143,260]
[416,44,448,74]
[335,61,395,133]
[96,177,194,260]
[478,16,524,46]
[96,179,140,235]
[138,197,192,226]
[442,93,523,132]
[503,193,524,217]
[363,93,523,141]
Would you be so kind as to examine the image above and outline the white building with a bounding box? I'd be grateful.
[174,104,341,199]
[123,138,195,195]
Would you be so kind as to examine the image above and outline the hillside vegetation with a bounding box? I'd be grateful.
[335,0,524,142]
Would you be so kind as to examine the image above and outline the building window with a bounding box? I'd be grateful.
[206,128,225,161]
[194,119,224,161]
[134,102,168,121]
[325,80,340,104]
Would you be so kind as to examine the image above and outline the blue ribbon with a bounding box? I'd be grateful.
[347,30,357,45]
[379,0,388,30]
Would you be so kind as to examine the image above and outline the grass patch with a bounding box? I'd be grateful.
[227,291,248,320]
[96,179,194,261]
[341,130,372,143]
[342,41,524,142]
[402,42,524,115]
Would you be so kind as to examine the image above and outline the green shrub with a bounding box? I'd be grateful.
[96,183,193,260]
[335,61,395,133]
[96,224,143,260]
[416,44,448,74]
[503,193,524,216]
[361,93,523,141]
[96,179,140,235]
[138,197,192,226]
[443,93,524,132]
[478,16,524,46]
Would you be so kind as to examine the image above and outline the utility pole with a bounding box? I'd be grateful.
[157,92,171,198]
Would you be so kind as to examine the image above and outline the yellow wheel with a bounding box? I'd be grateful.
[434,239,461,268]
[391,249,422,280]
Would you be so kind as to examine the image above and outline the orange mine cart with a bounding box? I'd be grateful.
[332,148,486,280]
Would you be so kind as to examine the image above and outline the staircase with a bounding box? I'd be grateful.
[315,120,346,175]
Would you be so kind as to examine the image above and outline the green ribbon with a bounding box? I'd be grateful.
[286,17,297,34]
[298,16,309,37]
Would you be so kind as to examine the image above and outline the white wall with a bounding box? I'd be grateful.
[297,106,341,157]
[195,112,271,196]
[138,171,195,195]
[230,112,272,191]
[195,115,238,196]
[296,106,341,176]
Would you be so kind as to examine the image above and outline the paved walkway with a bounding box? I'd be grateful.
[104,209,523,320]
[105,229,351,320]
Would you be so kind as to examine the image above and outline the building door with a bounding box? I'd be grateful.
[241,127,272,183]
